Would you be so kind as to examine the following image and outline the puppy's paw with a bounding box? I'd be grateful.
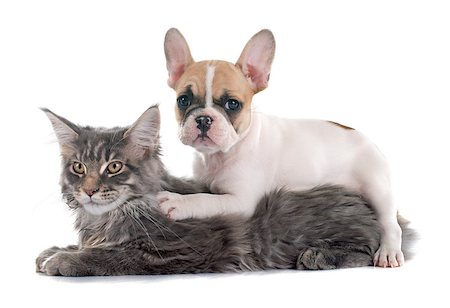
[373,244,404,268]
[157,191,182,203]
[157,191,191,220]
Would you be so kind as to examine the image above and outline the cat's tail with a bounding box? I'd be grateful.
[399,214,419,261]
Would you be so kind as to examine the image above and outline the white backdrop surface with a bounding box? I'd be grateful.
[1,1,449,307]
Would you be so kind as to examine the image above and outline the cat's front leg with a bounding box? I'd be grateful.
[38,249,92,276]
[36,245,78,273]
[38,247,150,276]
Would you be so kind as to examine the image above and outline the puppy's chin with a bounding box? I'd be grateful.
[180,133,238,154]
[191,137,222,154]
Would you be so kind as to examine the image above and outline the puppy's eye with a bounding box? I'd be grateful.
[106,161,123,175]
[177,95,191,110]
[72,162,86,175]
[224,99,241,112]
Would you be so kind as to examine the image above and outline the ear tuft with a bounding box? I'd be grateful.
[164,28,194,88]
[236,29,276,93]
[41,108,79,154]
[124,106,160,158]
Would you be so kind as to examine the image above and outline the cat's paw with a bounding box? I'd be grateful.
[297,248,337,270]
[38,251,88,276]
[157,191,191,220]
[36,246,63,273]
[373,243,404,268]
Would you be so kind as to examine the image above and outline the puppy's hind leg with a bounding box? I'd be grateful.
[368,186,404,268]
[355,147,404,268]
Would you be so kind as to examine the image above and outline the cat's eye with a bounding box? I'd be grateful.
[71,162,86,175]
[106,161,124,175]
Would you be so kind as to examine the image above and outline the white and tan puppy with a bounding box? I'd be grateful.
[158,28,403,267]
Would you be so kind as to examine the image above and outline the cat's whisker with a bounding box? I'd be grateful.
[134,207,167,239]
[122,201,165,261]
[136,207,203,256]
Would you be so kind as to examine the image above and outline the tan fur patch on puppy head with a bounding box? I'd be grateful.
[173,60,254,134]
[164,28,275,153]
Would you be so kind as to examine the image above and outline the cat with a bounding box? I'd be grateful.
[36,106,416,276]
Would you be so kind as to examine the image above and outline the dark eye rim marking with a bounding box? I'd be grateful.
[220,92,242,113]
[224,98,241,112]
[177,87,194,110]
[71,161,86,176]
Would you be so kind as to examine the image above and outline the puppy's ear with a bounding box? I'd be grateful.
[236,29,275,93]
[164,28,194,89]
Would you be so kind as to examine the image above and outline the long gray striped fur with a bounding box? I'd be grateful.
[36,106,416,276]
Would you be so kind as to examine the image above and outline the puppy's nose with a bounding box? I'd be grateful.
[195,116,213,134]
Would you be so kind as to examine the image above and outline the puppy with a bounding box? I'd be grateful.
[158,28,403,267]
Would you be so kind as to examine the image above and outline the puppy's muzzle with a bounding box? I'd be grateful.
[195,116,213,139]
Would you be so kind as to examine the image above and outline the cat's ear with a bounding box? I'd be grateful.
[123,106,160,158]
[41,108,79,155]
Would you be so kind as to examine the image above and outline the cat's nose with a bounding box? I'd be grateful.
[84,188,99,197]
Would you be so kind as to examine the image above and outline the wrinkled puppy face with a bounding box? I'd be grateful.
[174,60,254,154]
[164,28,275,154]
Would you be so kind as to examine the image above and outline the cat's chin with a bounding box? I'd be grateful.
[82,200,123,216]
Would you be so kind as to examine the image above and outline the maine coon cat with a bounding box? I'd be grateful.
[36,106,415,276]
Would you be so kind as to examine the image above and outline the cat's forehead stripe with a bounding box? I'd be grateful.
[93,141,104,158]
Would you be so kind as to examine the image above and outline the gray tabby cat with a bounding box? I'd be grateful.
[36,106,415,276]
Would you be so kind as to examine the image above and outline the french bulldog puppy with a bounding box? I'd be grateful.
[159,28,403,267]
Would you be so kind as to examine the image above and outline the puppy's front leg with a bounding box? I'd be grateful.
[157,191,254,220]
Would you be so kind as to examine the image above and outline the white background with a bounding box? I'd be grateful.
[1,0,449,307]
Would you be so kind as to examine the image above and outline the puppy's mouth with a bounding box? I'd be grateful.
[193,134,216,145]
[197,132,211,141]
